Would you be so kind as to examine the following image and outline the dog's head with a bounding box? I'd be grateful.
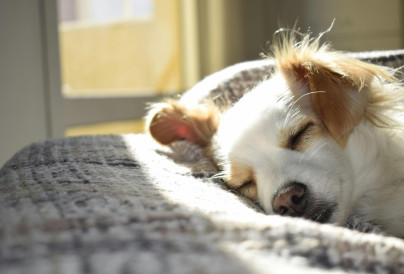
[147,32,395,225]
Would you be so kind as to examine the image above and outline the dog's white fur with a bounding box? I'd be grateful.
[147,31,404,237]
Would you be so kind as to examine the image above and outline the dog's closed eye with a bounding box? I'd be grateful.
[280,120,322,151]
[226,164,258,200]
[288,122,315,150]
[236,180,257,200]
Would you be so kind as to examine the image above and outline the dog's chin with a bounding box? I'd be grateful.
[304,200,338,224]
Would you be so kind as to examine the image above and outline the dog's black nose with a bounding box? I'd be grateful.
[272,182,307,217]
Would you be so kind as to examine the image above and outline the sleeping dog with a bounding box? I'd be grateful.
[146,30,404,237]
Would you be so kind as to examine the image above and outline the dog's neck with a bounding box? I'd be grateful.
[347,120,404,200]
[348,121,404,192]
[346,120,404,236]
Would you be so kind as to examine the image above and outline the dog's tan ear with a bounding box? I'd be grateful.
[277,49,389,146]
[146,100,219,147]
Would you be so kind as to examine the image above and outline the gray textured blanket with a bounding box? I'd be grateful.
[2,134,404,274]
[2,50,404,273]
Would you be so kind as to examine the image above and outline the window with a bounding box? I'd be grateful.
[58,0,184,97]
[57,0,186,135]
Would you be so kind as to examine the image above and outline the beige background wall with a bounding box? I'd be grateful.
[197,0,404,77]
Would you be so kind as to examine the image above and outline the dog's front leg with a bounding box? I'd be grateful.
[344,215,385,235]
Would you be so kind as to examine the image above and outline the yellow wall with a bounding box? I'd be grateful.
[59,0,182,97]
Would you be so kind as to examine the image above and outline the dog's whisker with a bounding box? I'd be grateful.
[210,172,227,180]
[290,90,326,109]
[298,140,327,167]
[306,141,328,161]
[299,149,309,167]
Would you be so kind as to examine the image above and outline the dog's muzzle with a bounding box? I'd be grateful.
[272,182,307,216]
[272,182,336,223]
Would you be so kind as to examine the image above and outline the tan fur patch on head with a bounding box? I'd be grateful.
[226,163,257,200]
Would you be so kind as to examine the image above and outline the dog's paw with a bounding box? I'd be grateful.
[345,215,385,235]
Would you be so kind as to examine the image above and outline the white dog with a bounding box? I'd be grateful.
[147,31,404,237]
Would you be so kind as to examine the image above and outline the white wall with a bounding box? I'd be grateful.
[0,0,63,167]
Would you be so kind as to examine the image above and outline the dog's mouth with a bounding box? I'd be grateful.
[305,201,337,224]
